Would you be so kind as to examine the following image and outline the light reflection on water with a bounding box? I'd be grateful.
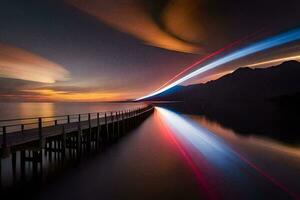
[2,105,300,200]
[156,107,300,200]
[0,102,145,133]
[191,115,300,159]
[19,103,55,119]
[0,102,145,120]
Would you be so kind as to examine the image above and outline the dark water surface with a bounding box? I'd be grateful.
[36,107,300,200]
[36,108,202,200]
[1,103,300,199]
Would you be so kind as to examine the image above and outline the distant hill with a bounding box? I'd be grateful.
[148,60,300,102]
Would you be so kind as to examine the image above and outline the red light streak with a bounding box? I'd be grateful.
[154,31,263,92]
[155,110,218,200]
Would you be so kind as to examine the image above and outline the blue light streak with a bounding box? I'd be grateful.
[137,28,300,100]
[156,107,238,165]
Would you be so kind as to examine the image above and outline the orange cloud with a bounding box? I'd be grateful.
[67,0,202,53]
[0,43,70,83]
[162,0,204,43]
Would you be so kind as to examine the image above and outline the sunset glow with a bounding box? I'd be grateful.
[247,54,300,67]
[22,89,122,102]
[1,1,300,199]
[1,1,300,102]
[0,43,70,83]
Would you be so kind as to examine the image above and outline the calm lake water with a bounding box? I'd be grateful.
[1,103,300,199]
[0,102,145,120]
[36,107,300,200]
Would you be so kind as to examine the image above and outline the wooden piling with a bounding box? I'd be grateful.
[105,113,109,141]
[38,117,42,147]
[0,158,2,188]
[77,117,81,156]
[2,126,6,149]
[21,124,24,133]
[12,151,16,182]
[111,112,114,139]
[20,150,25,180]
[96,113,100,148]
[117,112,120,137]
[62,125,66,159]
[87,113,91,152]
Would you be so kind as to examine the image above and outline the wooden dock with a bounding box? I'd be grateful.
[0,105,154,187]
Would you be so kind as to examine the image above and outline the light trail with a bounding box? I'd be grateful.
[153,31,263,92]
[136,28,300,101]
[247,54,300,67]
[153,39,243,92]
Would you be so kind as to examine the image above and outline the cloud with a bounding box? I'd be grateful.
[162,0,205,44]
[0,43,70,83]
[67,0,203,53]
[0,77,141,102]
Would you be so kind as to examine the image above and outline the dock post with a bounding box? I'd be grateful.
[128,110,131,128]
[20,150,25,180]
[49,141,53,162]
[111,112,114,139]
[38,117,43,147]
[77,114,81,156]
[127,110,130,130]
[54,140,58,161]
[33,150,39,178]
[67,115,70,124]
[2,126,7,149]
[0,157,2,188]
[105,113,109,141]
[125,110,128,131]
[121,111,125,134]
[117,112,120,138]
[39,148,43,177]
[96,113,100,148]
[21,124,24,134]
[138,108,141,122]
[88,113,91,152]
[62,125,66,159]
[12,151,16,183]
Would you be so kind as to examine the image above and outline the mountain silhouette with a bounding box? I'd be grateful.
[149,60,300,102]
[151,60,300,145]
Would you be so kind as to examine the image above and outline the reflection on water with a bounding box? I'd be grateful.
[2,105,300,200]
[19,103,54,119]
[35,107,202,200]
[155,101,300,145]
[156,107,300,199]
[0,102,145,120]
[192,116,300,158]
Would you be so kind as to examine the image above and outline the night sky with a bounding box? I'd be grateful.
[1,0,300,101]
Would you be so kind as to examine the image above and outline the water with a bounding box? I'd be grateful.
[2,103,300,199]
[0,102,145,120]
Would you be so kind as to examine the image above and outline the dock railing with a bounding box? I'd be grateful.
[0,105,153,148]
